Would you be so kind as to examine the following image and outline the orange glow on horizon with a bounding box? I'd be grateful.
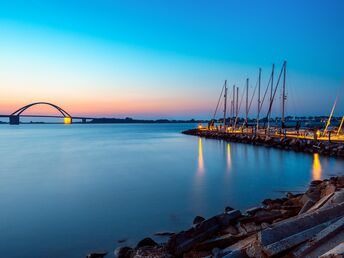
[0,98,212,118]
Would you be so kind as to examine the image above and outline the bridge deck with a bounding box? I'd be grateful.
[0,114,95,119]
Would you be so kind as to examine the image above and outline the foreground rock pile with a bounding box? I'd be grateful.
[182,129,344,158]
[105,177,344,258]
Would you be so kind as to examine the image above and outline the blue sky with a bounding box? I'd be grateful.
[0,0,343,118]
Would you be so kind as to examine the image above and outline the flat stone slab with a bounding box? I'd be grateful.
[259,202,344,247]
[320,242,344,258]
[292,216,344,257]
[262,220,333,256]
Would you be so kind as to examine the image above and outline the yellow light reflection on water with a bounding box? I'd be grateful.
[64,117,72,124]
[227,143,231,170]
[312,153,322,180]
[198,137,204,173]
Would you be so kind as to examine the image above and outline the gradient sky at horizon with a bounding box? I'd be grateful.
[0,0,343,119]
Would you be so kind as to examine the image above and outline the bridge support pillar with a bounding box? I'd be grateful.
[9,115,20,125]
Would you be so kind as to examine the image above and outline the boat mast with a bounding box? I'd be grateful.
[281,61,287,131]
[267,64,274,132]
[235,87,239,129]
[256,68,261,131]
[338,116,344,136]
[245,78,249,127]
[223,80,228,131]
[232,85,235,127]
[323,96,337,136]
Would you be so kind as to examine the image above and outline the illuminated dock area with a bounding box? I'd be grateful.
[183,127,344,157]
[196,126,344,143]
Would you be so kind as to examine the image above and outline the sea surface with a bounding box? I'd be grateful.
[0,123,343,258]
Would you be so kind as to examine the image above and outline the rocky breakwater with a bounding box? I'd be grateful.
[91,176,344,258]
[182,129,344,158]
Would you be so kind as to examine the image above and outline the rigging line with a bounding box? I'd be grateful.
[234,85,246,128]
[248,76,259,114]
[226,90,233,118]
[260,73,272,113]
[216,88,233,120]
[263,63,285,127]
[212,81,226,120]
[287,79,296,116]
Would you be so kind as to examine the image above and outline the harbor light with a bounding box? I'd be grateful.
[198,124,203,129]
[316,130,321,138]
[64,117,72,124]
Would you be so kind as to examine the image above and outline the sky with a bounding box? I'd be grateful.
[0,0,343,119]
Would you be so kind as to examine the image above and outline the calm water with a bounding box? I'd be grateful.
[0,123,343,258]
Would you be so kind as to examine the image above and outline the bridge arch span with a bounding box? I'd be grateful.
[11,102,72,118]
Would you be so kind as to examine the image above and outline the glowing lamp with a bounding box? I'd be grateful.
[64,117,72,124]
[198,124,203,129]
[316,130,321,138]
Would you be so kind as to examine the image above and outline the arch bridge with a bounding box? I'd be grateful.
[0,102,94,125]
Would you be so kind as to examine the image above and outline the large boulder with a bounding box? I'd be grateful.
[136,237,158,248]
[114,246,133,258]
[86,252,108,258]
[193,215,205,225]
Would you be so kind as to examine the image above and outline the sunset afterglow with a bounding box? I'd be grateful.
[0,0,343,119]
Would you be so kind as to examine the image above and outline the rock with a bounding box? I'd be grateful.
[241,222,262,234]
[322,183,336,197]
[222,234,257,258]
[282,199,294,206]
[223,249,250,258]
[307,192,335,213]
[262,198,273,206]
[154,231,175,236]
[114,247,132,258]
[310,180,323,186]
[298,199,316,214]
[300,191,321,205]
[136,237,158,248]
[292,216,344,257]
[195,233,247,251]
[223,225,239,235]
[212,247,222,258]
[262,220,334,257]
[167,210,241,255]
[337,176,344,188]
[320,242,344,258]
[225,206,235,213]
[131,246,172,258]
[86,252,107,258]
[286,192,296,198]
[322,189,344,209]
[193,215,205,225]
[261,222,270,229]
[167,216,220,255]
[245,237,263,258]
[259,202,344,248]
[239,210,283,224]
[216,210,242,226]
[245,207,263,215]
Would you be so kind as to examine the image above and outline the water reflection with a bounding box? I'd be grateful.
[198,137,204,173]
[192,137,206,213]
[227,143,231,171]
[312,153,322,180]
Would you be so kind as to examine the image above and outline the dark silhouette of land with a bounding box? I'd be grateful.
[88,117,208,124]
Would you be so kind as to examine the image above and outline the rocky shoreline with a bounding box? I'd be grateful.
[87,176,344,258]
[182,129,344,158]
